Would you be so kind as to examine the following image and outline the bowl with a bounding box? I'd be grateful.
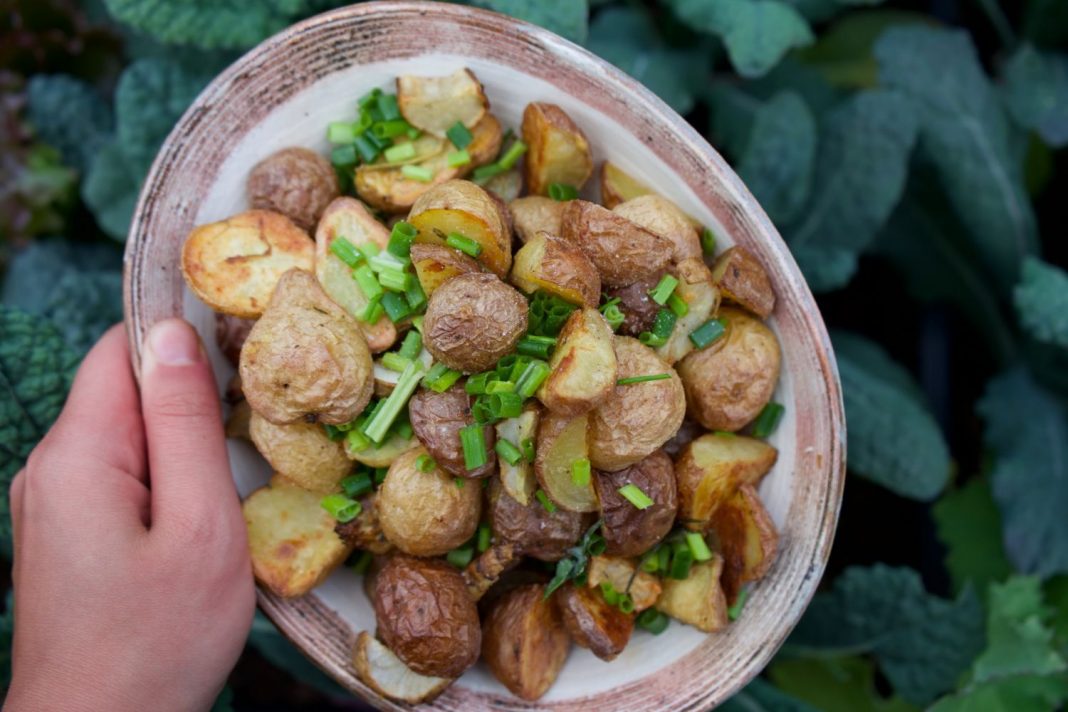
[123,2,846,708]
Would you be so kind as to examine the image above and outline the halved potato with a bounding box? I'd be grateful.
[555,583,633,662]
[409,179,512,278]
[537,308,617,416]
[600,161,654,209]
[586,555,662,612]
[613,194,703,263]
[483,583,571,701]
[345,431,418,468]
[249,412,352,493]
[463,541,521,600]
[521,102,593,196]
[510,196,565,244]
[534,410,597,513]
[511,232,600,308]
[181,209,314,318]
[674,432,778,529]
[711,246,776,319]
[655,258,721,365]
[560,200,672,287]
[352,631,452,704]
[397,68,488,137]
[496,405,540,506]
[243,475,353,598]
[410,242,483,297]
[709,483,779,604]
[655,555,729,633]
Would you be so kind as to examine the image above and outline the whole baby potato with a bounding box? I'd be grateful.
[248,411,351,493]
[408,384,496,478]
[487,477,586,562]
[247,147,339,232]
[560,200,671,287]
[421,273,528,373]
[593,449,677,557]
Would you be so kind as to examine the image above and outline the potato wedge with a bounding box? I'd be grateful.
[511,232,600,308]
[397,68,488,137]
[335,493,393,555]
[560,200,672,287]
[352,631,452,704]
[463,541,521,600]
[711,246,776,319]
[535,411,597,512]
[537,308,617,416]
[555,583,633,662]
[522,102,593,196]
[586,555,662,612]
[410,242,483,297]
[600,161,654,209]
[709,483,779,604]
[496,406,540,506]
[655,258,721,365]
[510,195,565,244]
[243,475,353,598]
[613,194,703,263]
[655,555,729,633]
[483,583,570,700]
[181,209,314,318]
[315,197,396,352]
[484,168,523,202]
[345,431,418,468]
[674,432,778,529]
[249,412,352,493]
[409,179,513,278]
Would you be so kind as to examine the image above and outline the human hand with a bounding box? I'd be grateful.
[5,320,255,712]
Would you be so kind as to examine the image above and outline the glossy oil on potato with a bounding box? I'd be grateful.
[674,432,777,529]
[537,307,617,416]
[247,147,339,232]
[521,102,593,196]
[482,583,571,700]
[410,242,483,297]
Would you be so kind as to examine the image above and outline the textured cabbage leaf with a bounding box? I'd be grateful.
[769,656,920,712]
[468,0,588,43]
[933,478,1013,596]
[26,75,114,174]
[102,0,311,49]
[1002,45,1068,148]
[1014,257,1068,351]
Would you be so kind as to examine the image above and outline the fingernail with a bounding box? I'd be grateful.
[147,319,202,366]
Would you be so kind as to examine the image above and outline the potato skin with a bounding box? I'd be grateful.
[537,307,617,415]
[376,447,482,556]
[588,337,686,471]
[676,306,781,431]
[247,147,339,232]
[409,179,512,278]
[488,476,586,561]
[240,269,373,425]
[509,196,565,244]
[521,102,593,196]
[408,385,496,478]
[421,273,528,373]
[710,484,779,604]
[483,583,570,701]
[410,242,482,297]
[555,583,634,662]
[604,270,665,338]
[612,195,702,263]
[249,411,351,493]
[373,554,481,678]
[711,246,776,319]
[593,450,677,557]
[560,200,671,287]
[510,232,600,309]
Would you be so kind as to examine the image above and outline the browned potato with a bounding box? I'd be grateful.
[676,307,781,431]
[181,210,314,319]
[410,242,482,297]
[586,556,662,612]
[674,432,777,529]
[240,269,373,425]
[463,541,521,600]
[351,631,451,704]
[376,447,482,556]
[397,68,488,137]
[593,450,676,557]
[655,258,721,365]
[247,147,339,232]
[243,475,353,598]
[560,200,672,287]
[345,431,418,469]
[537,308,617,416]
[588,337,686,471]
[373,554,481,678]
[409,179,512,278]
[709,484,779,604]
[215,313,254,366]
[315,197,396,352]
[522,102,593,196]
[495,405,539,505]
[482,583,571,700]
[655,555,729,633]
[613,195,702,263]
[408,384,496,478]
[511,232,600,308]
[335,493,393,555]
[249,411,351,493]
[711,246,776,318]
[509,196,565,244]
[488,476,586,561]
[555,583,633,662]
[484,168,523,203]
[600,161,654,209]
[605,270,664,338]
[535,410,597,512]
[421,273,528,373]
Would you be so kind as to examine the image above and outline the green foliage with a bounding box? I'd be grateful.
[794,10,927,89]
[1015,257,1068,350]
[719,677,820,712]
[768,656,919,712]
[933,478,1013,596]
[468,0,588,43]
[26,75,114,174]
[102,0,312,49]
[1002,45,1068,148]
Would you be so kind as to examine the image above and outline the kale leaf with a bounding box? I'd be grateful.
[1014,257,1068,351]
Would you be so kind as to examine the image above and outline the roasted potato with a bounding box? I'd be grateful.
[372,554,481,678]
[421,273,528,373]
[709,484,779,604]
[243,475,354,598]
[410,242,483,297]
[655,258,721,365]
[345,430,418,469]
[495,406,540,505]
[249,411,351,493]
[711,246,776,318]
[560,200,672,287]
[463,541,521,600]
[604,270,665,338]
[555,583,633,662]
[314,197,396,352]
[613,195,702,263]
[409,179,512,277]
[593,450,677,557]
[511,232,600,308]
[674,432,777,529]
[654,556,729,633]
[335,492,393,555]
[181,210,314,319]
[484,168,523,203]
[215,313,254,366]
[352,631,451,704]
[535,410,597,512]
[397,68,488,137]
[482,583,571,700]
[586,556,662,612]
[488,476,586,561]
[509,196,565,244]
[376,447,482,556]
[521,102,593,196]
[239,269,374,425]
[600,161,654,209]
[408,384,496,478]
[588,337,686,471]
[537,308,617,416]
[373,347,434,397]
[676,307,781,431]
[247,147,339,232]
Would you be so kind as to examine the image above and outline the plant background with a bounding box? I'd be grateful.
[2,0,1067,709]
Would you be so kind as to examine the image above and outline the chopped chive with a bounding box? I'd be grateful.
[571,458,591,487]
[447,150,471,167]
[471,395,494,425]
[358,295,384,324]
[358,87,382,111]
[548,183,579,201]
[404,278,427,312]
[401,164,434,182]
[657,544,672,572]
[446,232,482,257]
[345,426,372,453]
[516,334,555,359]
[363,360,425,443]
[497,140,528,170]
[751,402,785,439]
[600,298,625,331]
[446,121,473,150]
[350,550,374,575]
[689,318,726,349]
[415,453,436,472]
[669,540,694,579]
[639,309,677,347]
[324,424,345,442]
[601,581,621,606]
[535,489,557,513]
[381,291,411,322]
[373,466,388,485]
[488,392,523,419]
[383,142,416,162]
[372,119,410,140]
[331,144,357,168]
[649,274,679,305]
[486,380,515,394]
[667,292,689,317]
[376,93,400,121]
[341,471,374,498]
[466,372,492,395]
[357,242,381,261]
[685,532,713,562]
[641,551,660,573]
[353,133,381,163]
[447,546,474,568]
[388,220,417,259]
[380,351,411,372]
[392,416,413,440]
[397,330,422,361]
[618,595,635,614]
[617,373,671,386]
[321,494,362,523]
[618,483,654,510]
[515,360,551,398]
[701,227,717,255]
[460,423,488,470]
[728,587,750,621]
[327,121,358,144]
[713,430,737,438]
[378,268,411,293]
[353,264,383,300]
[477,523,492,552]
[369,250,406,274]
[637,608,670,634]
[472,163,506,184]
[521,437,535,463]
[329,237,362,268]
[495,438,523,465]
[355,107,374,134]
[422,363,462,392]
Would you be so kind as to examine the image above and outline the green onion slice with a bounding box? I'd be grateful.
[445,232,482,257]
[447,546,474,568]
[341,471,373,499]
[535,489,557,513]
[497,140,528,170]
[689,318,726,350]
[321,494,362,523]
[728,587,750,621]
[571,458,591,487]
[415,453,436,472]
[383,142,416,162]
[648,274,679,305]
[751,402,785,439]
[363,360,425,443]
[618,483,654,510]
[446,121,474,149]
[495,438,523,466]
[685,532,713,562]
[447,150,471,167]
[397,330,423,360]
[477,523,492,552]
[701,227,717,255]
[548,183,579,201]
[460,423,488,470]
[401,164,434,182]
[617,373,671,386]
[636,608,670,634]
[330,237,362,268]
[422,362,462,393]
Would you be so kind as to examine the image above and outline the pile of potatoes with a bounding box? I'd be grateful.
[180,67,785,704]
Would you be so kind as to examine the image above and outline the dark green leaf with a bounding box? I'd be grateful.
[82,142,141,241]
[1,240,122,315]
[707,82,766,159]
[102,0,309,49]
[0,591,12,691]
[1002,45,1068,148]
[768,656,920,712]
[468,0,588,43]
[783,0,888,25]
[26,75,114,174]
[247,612,348,696]
[720,677,822,712]
[43,270,124,356]
[932,478,1013,595]
[210,685,234,712]
[1014,257,1068,351]
[1022,0,1068,50]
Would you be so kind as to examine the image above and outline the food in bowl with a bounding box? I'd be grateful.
[180,66,786,704]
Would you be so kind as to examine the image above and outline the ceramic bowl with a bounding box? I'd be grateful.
[123,2,846,708]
